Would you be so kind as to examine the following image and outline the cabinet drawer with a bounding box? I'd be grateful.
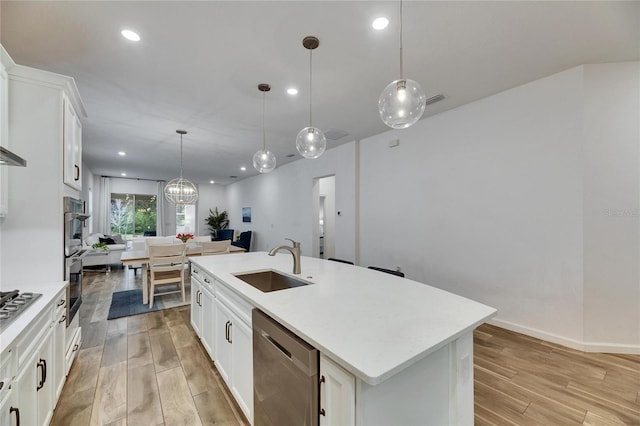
[15,305,53,368]
[192,266,215,292]
[65,326,82,375]
[53,288,67,319]
[0,347,13,402]
[216,281,253,326]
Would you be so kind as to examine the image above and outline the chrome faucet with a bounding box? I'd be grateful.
[268,238,301,275]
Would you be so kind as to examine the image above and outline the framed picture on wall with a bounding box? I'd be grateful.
[242,207,251,223]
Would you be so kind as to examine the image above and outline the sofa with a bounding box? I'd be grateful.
[82,233,127,269]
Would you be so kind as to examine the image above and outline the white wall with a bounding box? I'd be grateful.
[582,62,640,349]
[197,184,227,237]
[361,66,586,345]
[359,63,639,351]
[225,142,356,258]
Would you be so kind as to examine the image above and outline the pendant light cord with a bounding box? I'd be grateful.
[309,48,313,128]
[179,133,184,179]
[399,0,404,79]
[262,91,266,151]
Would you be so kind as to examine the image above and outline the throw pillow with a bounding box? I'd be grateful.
[99,237,117,245]
[106,234,125,244]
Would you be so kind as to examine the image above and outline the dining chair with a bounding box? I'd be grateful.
[367,266,405,278]
[148,243,187,308]
[201,240,231,255]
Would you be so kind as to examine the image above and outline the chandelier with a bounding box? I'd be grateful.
[164,130,198,205]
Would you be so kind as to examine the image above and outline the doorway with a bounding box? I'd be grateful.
[312,175,335,259]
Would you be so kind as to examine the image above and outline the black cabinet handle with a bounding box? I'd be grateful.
[74,164,80,181]
[57,299,66,307]
[59,315,67,324]
[204,278,211,284]
[73,344,79,352]
[228,322,232,344]
[10,407,20,426]
[0,381,3,391]
[225,321,230,342]
[319,375,326,416]
[36,360,44,391]
[42,358,47,385]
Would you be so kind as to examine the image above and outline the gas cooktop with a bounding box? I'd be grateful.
[0,290,42,333]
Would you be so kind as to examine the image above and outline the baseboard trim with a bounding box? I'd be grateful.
[487,318,640,354]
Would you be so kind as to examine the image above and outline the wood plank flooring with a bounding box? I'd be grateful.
[50,267,640,425]
[474,324,640,425]
[50,266,248,426]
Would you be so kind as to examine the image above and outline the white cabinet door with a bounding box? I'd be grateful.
[320,354,355,426]
[230,316,253,423]
[12,351,38,426]
[0,392,15,426]
[190,278,202,336]
[36,328,53,426]
[53,309,67,400]
[63,95,81,190]
[201,284,215,358]
[214,299,233,384]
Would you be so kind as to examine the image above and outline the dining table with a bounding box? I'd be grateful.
[120,243,245,305]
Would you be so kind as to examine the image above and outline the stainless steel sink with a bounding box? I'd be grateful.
[233,270,312,293]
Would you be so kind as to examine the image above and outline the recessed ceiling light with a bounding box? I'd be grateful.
[121,29,140,42]
[372,17,389,30]
[209,180,215,184]
[287,88,298,95]
[240,166,247,171]
[118,151,126,156]
[121,172,127,176]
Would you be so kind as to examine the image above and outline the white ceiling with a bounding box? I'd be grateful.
[1,1,638,185]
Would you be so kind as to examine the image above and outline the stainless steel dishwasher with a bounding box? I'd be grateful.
[253,309,319,426]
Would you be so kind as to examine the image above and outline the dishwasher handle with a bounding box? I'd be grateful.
[262,331,292,360]
[253,309,318,377]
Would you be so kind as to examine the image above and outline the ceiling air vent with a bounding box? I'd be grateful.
[324,129,349,141]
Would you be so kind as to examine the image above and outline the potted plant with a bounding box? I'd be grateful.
[206,207,229,239]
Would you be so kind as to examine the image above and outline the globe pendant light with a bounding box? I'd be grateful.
[253,84,277,173]
[164,130,199,205]
[296,36,326,159]
[378,0,427,129]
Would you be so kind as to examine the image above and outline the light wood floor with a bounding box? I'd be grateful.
[50,267,640,425]
[50,266,249,426]
[474,325,640,425]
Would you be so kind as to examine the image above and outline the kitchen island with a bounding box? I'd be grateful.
[189,252,496,425]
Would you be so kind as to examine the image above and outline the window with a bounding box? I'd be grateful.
[111,193,157,238]
[176,203,196,235]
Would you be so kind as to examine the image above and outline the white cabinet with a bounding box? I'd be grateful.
[0,392,16,426]
[2,57,86,284]
[190,275,202,336]
[52,291,67,400]
[63,94,82,190]
[13,326,54,426]
[213,290,253,423]
[320,354,356,426]
[214,299,233,384]
[5,286,69,426]
[201,283,215,357]
[191,266,216,358]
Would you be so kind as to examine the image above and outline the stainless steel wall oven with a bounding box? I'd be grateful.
[63,197,89,326]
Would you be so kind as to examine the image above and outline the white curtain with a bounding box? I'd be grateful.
[156,181,166,237]
[97,176,111,234]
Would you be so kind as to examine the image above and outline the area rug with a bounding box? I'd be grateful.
[107,289,189,320]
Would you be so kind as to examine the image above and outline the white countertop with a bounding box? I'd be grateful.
[190,252,496,385]
[0,281,68,354]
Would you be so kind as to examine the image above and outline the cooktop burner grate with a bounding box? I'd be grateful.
[0,290,42,332]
